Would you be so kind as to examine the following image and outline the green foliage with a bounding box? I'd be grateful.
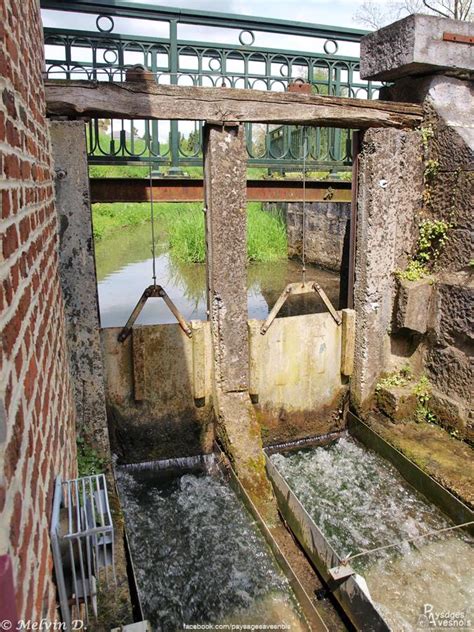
[420,124,434,150]
[424,159,439,182]
[417,218,450,263]
[376,370,437,425]
[92,203,151,240]
[375,371,409,391]
[396,260,429,282]
[77,436,106,477]
[412,375,436,424]
[396,219,450,280]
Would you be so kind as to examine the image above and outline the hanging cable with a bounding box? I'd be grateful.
[341,520,474,566]
[301,126,307,284]
[149,156,157,287]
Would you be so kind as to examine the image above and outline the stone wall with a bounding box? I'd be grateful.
[382,77,473,438]
[0,0,77,621]
[265,201,351,272]
[361,16,473,438]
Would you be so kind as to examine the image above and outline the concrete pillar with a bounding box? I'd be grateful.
[352,127,423,409]
[50,121,111,455]
[203,123,275,517]
[204,123,249,392]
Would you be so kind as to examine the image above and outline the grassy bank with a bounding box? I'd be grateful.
[92,202,287,263]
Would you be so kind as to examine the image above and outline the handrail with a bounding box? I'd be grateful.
[40,0,368,42]
[40,0,374,170]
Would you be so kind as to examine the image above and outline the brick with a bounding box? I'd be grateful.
[1,0,77,620]
[10,491,23,549]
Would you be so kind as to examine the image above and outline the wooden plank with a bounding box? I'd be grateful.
[89,177,352,203]
[45,80,423,129]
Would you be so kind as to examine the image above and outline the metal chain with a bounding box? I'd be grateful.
[149,157,157,287]
[302,126,307,284]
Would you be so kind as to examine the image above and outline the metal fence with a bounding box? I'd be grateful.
[41,0,376,172]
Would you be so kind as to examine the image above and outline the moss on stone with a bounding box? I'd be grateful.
[367,414,474,508]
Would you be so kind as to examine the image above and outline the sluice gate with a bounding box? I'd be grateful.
[101,308,355,463]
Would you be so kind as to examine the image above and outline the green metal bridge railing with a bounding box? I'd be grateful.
[41,0,376,173]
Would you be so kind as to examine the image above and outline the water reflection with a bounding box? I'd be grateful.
[95,223,340,328]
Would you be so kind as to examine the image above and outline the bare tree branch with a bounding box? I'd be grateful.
[353,0,473,27]
[422,0,451,17]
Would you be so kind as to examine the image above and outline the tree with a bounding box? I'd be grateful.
[354,0,472,29]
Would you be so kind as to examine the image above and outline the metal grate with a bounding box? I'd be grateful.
[50,474,116,631]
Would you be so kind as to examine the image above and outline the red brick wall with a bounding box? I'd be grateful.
[0,0,77,622]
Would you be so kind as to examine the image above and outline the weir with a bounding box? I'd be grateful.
[38,4,473,630]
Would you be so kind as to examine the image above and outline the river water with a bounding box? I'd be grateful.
[270,436,474,631]
[116,460,307,631]
[95,222,340,328]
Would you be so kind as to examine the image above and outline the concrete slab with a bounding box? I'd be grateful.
[360,14,474,81]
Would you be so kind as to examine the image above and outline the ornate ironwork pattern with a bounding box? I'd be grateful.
[42,1,378,171]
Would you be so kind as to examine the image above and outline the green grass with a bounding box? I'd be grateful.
[92,202,152,240]
[169,207,206,263]
[168,202,287,264]
[247,202,287,262]
[92,201,287,263]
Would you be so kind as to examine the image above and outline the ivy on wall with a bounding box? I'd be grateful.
[396,124,457,281]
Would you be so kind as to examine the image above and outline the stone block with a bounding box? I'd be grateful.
[426,344,473,402]
[429,170,473,231]
[429,388,468,435]
[360,15,474,81]
[436,228,474,272]
[432,272,474,347]
[376,385,417,422]
[396,277,434,334]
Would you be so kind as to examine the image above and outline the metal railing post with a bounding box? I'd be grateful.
[169,19,182,176]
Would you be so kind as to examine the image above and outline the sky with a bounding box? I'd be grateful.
[41,0,391,31]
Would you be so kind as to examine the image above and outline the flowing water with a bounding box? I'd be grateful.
[116,459,307,631]
[95,222,340,327]
[270,436,474,631]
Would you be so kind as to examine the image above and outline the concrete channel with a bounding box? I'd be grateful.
[264,412,474,631]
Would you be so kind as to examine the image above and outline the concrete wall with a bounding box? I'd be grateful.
[265,201,351,272]
[0,0,77,620]
[50,121,111,454]
[101,310,354,461]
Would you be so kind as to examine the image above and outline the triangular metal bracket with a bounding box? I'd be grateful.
[260,281,342,335]
[117,284,192,342]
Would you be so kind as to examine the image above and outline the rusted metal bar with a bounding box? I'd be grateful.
[443,32,474,45]
[313,282,342,325]
[117,284,192,342]
[260,281,341,335]
[89,178,352,203]
[260,284,295,335]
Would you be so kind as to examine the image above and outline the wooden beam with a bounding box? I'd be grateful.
[89,177,352,203]
[45,80,423,129]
